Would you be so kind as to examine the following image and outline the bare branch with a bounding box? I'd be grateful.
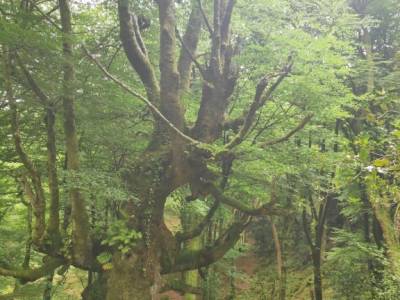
[251,104,294,145]
[207,183,282,216]
[262,114,313,148]
[31,2,62,31]
[197,0,213,36]
[15,53,49,105]
[106,44,122,70]
[225,59,293,149]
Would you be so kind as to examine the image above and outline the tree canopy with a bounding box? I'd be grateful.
[0,0,399,299]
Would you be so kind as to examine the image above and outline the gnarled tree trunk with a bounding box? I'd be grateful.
[106,253,161,300]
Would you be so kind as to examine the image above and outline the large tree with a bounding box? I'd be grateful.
[0,0,352,298]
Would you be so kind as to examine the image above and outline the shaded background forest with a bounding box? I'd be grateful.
[0,0,400,299]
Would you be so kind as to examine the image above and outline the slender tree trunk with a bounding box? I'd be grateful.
[58,0,92,266]
[203,222,218,300]
[181,207,201,300]
[43,272,54,300]
[370,194,400,278]
[14,192,32,293]
[45,106,61,248]
[269,217,286,300]
[4,48,46,245]
[227,260,236,300]
[303,196,331,300]
[312,248,322,300]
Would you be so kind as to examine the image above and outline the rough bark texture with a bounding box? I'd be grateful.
[59,0,92,266]
[178,1,202,93]
[191,0,237,142]
[106,253,160,300]
[45,106,61,248]
[181,207,202,300]
[118,0,160,104]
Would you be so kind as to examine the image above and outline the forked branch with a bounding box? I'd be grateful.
[15,53,61,247]
[3,50,46,244]
[226,59,293,149]
[84,46,202,146]
[175,200,220,242]
[163,215,250,273]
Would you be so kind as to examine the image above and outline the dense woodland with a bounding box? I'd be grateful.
[0,0,399,299]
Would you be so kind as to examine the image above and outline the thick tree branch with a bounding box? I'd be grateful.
[221,0,235,46]
[191,0,239,142]
[20,190,33,270]
[0,257,63,282]
[117,0,159,102]
[176,28,207,84]
[176,200,220,242]
[261,114,313,148]
[196,0,213,36]
[163,216,250,273]
[212,0,222,73]
[158,0,185,130]
[177,1,202,92]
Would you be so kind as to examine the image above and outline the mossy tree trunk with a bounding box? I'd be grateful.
[303,195,331,300]
[181,206,203,300]
[0,1,305,298]
[270,217,286,300]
